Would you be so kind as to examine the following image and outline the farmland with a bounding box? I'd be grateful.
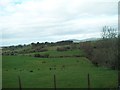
[2,40,118,88]
[1,0,119,89]
[3,55,118,88]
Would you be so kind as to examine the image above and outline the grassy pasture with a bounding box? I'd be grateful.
[3,56,118,88]
[24,49,85,57]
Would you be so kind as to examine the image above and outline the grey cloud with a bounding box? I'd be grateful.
[0,0,118,46]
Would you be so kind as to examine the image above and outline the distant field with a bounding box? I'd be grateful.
[3,56,118,88]
[24,49,85,57]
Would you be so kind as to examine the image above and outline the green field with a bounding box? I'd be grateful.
[3,56,118,88]
[24,49,85,57]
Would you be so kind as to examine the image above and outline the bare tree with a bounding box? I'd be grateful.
[102,26,117,39]
[100,26,118,69]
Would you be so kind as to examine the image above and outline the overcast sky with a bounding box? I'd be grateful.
[0,0,118,46]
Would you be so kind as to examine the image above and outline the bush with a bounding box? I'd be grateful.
[39,48,48,52]
[34,53,49,58]
[34,54,41,57]
[80,41,93,59]
[57,46,70,51]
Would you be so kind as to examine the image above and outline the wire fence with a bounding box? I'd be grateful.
[18,73,91,90]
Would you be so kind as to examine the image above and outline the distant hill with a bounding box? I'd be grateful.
[66,38,101,43]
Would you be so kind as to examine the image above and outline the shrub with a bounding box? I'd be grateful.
[39,48,48,52]
[34,53,49,58]
[34,54,41,57]
[57,46,70,51]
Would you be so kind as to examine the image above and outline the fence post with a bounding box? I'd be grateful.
[87,73,90,89]
[54,74,56,90]
[118,71,120,89]
[18,75,22,90]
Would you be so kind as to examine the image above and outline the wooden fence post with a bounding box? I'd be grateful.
[18,75,22,90]
[87,73,90,89]
[118,71,120,89]
[54,74,56,90]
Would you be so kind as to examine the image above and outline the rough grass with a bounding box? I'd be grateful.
[3,56,118,88]
[25,49,85,57]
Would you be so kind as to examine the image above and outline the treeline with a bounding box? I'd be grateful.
[2,40,73,55]
[80,26,118,69]
[3,40,73,49]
